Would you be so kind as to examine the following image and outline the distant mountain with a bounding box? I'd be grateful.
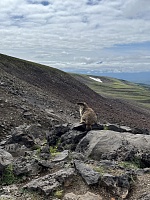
[68,70,150,85]
[72,73,150,109]
[95,72,150,85]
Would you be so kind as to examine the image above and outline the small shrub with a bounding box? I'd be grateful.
[1,164,16,185]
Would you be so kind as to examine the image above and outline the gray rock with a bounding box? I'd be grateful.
[70,152,85,161]
[76,130,150,166]
[63,192,102,200]
[6,124,35,148]
[105,124,132,132]
[71,122,86,131]
[71,123,103,132]
[60,130,87,151]
[74,160,100,185]
[131,127,149,135]
[24,168,75,196]
[0,195,15,200]
[47,124,70,146]
[4,143,27,157]
[13,157,41,176]
[40,145,50,160]
[52,150,69,162]
[139,192,150,200]
[101,173,131,199]
[0,149,13,172]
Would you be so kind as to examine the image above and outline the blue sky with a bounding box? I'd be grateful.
[0,0,150,73]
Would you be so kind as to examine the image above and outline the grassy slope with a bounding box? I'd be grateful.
[72,74,150,109]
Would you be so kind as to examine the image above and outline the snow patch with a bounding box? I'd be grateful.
[89,77,103,83]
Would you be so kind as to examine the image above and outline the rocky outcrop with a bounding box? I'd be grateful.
[0,123,150,200]
[23,168,75,196]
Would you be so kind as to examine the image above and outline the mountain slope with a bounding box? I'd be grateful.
[1,53,150,134]
[72,74,150,108]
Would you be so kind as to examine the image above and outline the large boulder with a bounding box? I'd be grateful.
[76,130,150,166]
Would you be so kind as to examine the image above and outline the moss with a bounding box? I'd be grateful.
[119,161,139,170]
[94,166,105,175]
[54,190,63,199]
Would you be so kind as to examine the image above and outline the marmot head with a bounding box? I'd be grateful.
[77,102,88,108]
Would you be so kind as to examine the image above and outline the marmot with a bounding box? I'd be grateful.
[77,102,97,130]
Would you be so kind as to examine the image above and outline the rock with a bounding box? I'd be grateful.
[6,124,35,148]
[47,124,70,146]
[52,150,69,162]
[4,143,27,157]
[131,127,149,135]
[105,124,132,132]
[59,130,87,151]
[71,122,86,131]
[139,192,150,200]
[101,173,131,199]
[40,144,50,160]
[74,160,100,185]
[70,152,85,161]
[24,168,75,196]
[63,192,102,200]
[71,123,103,132]
[0,149,13,172]
[23,111,32,119]
[76,130,150,166]
[0,195,15,200]
[13,157,41,176]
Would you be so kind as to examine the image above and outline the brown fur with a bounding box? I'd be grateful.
[77,102,97,130]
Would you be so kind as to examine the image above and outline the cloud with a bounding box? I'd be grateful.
[0,0,150,72]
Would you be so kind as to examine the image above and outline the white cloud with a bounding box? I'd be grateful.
[0,0,150,72]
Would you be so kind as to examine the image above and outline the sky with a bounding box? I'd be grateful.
[0,0,150,73]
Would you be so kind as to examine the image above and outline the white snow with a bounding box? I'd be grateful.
[89,77,103,83]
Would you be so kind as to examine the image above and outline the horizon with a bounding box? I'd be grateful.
[0,0,150,73]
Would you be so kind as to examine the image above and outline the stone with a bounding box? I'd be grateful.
[131,127,149,135]
[52,150,69,162]
[6,124,35,148]
[101,173,131,199]
[139,192,150,200]
[47,124,70,146]
[40,144,50,160]
[60,130,87,151]
[74,160,100,185]
[105,124,132,132]
[13,157,41,176]
[71,122,86,131]
[4,143,27,157]
[24,168,75,196]
[0,195,15,200]
[63,192,102,200]
[70,152,85,161]
[0,149,13,172]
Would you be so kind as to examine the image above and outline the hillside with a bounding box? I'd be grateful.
[72,74,150,108]
[1,53,150,136]
[0,53,150,200]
